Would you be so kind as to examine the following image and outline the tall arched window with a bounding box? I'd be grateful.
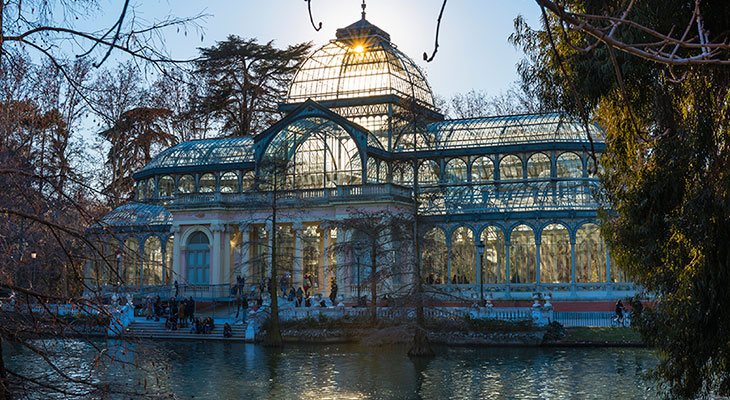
[471,156,494,182]
[146,178,155,199]
[378,161,389,183]
[540,224,571,283]
[450,227,475,284]
[302,225,322,293]
[122,237,140,287]
[556,152,582,178]
[422,228,447,284]
[418,160,440,185]
[178,175,194,193]
[262,117,362,190]
[186,231,210,284]
[500,155,523,180]
[199,173,216,193]
[481,226,506,284]
[137,182,146,201]
[158,176,174,197]
[367,158,379,183]
[576,223,607,282]
[165,236,174,284]
[510,225,536,283]
[143,237,163,285]
[527,153,551,179]
[220,171,239,193]
[242,171,255,191]
[587,154,603,177]
[445,158,467,183]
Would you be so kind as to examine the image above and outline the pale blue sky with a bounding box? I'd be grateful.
[96,0,543,98]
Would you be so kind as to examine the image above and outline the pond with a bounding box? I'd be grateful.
[4,340,660,399]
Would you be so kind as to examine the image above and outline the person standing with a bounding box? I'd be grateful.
[174,280,179,297]
[187,296,195,323]
[329,281,338,304]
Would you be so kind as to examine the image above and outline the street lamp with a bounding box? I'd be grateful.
[476,241,485,307]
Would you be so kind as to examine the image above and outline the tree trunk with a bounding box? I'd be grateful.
[0,336,10,400]
[370,242,378,326]
[264,173,282,347]
[408,151,434,357]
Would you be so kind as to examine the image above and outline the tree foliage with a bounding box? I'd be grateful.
[511,1,730,397]
[194,36,312,136]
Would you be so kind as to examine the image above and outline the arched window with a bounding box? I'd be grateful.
[143,237,163,285]
[540,224,571,283]
[367,158,379,183]
[242,171,255,191]
[422,228,447,284]
[186,231,210,284]
[262,117,362,190]
[481,226,506,284]
[122,237,140,287]
[499,155,523,180]
[576,223,607,282]
[137,182,146,201]
[145,178,155,199]
[527,153,551,179]
[418,160,440,185]
[220,171,239,193]
[509,225,536,283]
[393,163,413,186]
[556,152,582,178]
[587,154,603,177]
[445,158,467,183]
[165,236,174,284]
[378,161,389,183]
[471,156,494,182]
[178,175,195,194]
[302,225,322,293]
[158,176,174,197]
[450,227,475,284]
[199,173,216,193]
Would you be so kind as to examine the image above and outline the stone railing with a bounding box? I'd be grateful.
[277,305,553,327]
[171,183,414,207]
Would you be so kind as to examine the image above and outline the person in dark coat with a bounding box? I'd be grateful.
[329,282,338,304]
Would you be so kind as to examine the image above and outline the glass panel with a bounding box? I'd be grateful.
[527,153,551,179]
[199,173,216,193]
[445,158,467,183]
[122,237,140,287]
[471,156,494,182]
[509,225,536,283]
[450,227,475,284]
[576,223,607,282]
[165,236,174,284]
[539,224,571,283]
[143,237,163,285]
[422,228,447,284]
[481,227,506,284]
[146,178,155,199]
[242,171,255,191]
[158,176,174,197]
[178,175,195,194]
[500,155,523,180]
[418,160,440,185]
[220,171,239,193]
[556,152,582,178]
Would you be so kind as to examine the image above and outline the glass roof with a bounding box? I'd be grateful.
[96,202,172,227]
[420,180,600,214]
[139,137,255,172]
[286,39,435,109]
[401,113,605,151]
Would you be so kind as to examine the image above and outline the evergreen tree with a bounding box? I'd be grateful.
[194,36,312,136]
[511,1,730,397]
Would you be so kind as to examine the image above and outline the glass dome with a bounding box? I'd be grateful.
[286,18,436,110]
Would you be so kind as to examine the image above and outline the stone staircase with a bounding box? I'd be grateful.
[125,319,249,341]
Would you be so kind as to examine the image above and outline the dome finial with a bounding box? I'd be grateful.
[361,0,366,19]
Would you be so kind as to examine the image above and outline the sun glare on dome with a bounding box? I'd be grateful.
[353,45,365,53]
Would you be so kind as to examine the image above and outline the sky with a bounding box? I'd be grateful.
[94,0,543,98]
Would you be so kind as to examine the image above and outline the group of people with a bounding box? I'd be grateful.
[142,296,196,331]
[190,316,215,334]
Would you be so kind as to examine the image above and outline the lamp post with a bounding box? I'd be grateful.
[476,241,485,307]
[30,251,37,289]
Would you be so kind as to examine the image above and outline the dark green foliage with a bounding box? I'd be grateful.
[543,320,565,341]
[511,1,730,397]
[194,36,312,136]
